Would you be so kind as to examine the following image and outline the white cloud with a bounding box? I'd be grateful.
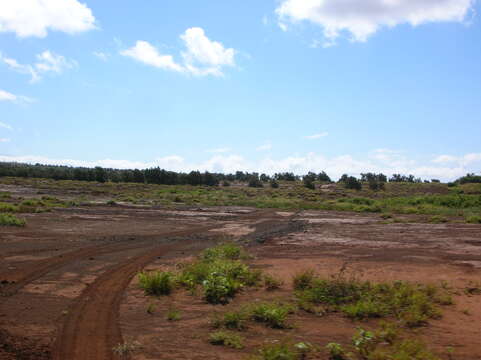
[181,27,235,76]
[206,147,231,154]
[433,155,458,163]
[93,51,109,61]
[0,121,13,130]
[433,153,481,167]
[120,41,184,72]
[1,50,76,83]
[276,0,474,44]
[304,132,328,139]
[1,150,479,181]
[0,0,96,38]
[0,138,10,143]
[0,88,34,104]
[121,27,236,77]
[256,143,272,151]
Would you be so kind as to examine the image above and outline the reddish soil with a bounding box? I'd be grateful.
[1,186,481,360]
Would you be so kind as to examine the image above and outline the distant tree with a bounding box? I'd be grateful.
[94,166,107,183]
[343,176,362,191]
[317,171,331,182]
[260,173,270,182]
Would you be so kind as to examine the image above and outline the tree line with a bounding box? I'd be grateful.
[0,161,477,188]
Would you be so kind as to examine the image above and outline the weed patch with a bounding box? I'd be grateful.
[0,213,26,226]
[209,331,244,349]
[138,271,174,296]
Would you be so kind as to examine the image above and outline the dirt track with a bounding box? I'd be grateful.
[1,199,481,359]
[0,205,299,359]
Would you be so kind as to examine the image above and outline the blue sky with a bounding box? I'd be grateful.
[1,0,480,180]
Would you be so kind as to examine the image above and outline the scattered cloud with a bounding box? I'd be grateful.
[433,153,481,167]
[0,121,13,130]
[0,0,96,38]
[256,143,272,151]
[1,150,479,181]
[206,147,231,154]
[0,138,10,143]
[0,50,76,83]
[304,132,328,140]
[93,51,109,61]
[120,41,184,72]
[0,89,34,104]
[121,27,236,76]
[276,0,475,44]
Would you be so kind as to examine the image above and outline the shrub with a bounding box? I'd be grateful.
[294,270,448,326]
[248,302,294,329]
[270,180,280,189]
[0,202,19,213]
[429,215,448,224]
[263,274,283,291]
[138,271,174,296]
[201,243,246,261]
[0,213,26,227]
[177,244,261,304]
[293,269,316,291]
[466,215,481,224]
[326,343,347,360]
[255,343,297,360]
[203,272,241,304]
[209,331,244,349]
[212,310,249,330]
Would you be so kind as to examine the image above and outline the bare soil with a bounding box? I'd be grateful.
[1,184,480,359]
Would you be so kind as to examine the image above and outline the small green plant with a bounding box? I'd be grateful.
[209,331,244,349]
[293,269,316,291]
[325,343,347,360]
[166,308,181,321]
[263,274,283,291]
[212,310,248,330]
[138,271,174,296]
[0,213,26,226]
[248,302,294,329]
[146,303,156,314]
[255,343,297,360]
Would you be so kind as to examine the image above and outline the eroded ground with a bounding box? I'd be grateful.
[0,184,480,360]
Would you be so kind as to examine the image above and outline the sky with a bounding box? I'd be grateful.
[1,0,481,181]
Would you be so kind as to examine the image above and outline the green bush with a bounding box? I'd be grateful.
[429,215,448,224]
[466,215,481,224]
[209,331,244,349]
[0,213,26,226]
[248,302,294,329]
[203,272,241,304]
[212,310,249,330]
[294,271,448,326]
[325,343,347,360]
[254,343,297,360]
[0,202,19,213]
[177,244,261,304]
[138,271,174,296]
[293,269,316,291]
[263,274,283,291]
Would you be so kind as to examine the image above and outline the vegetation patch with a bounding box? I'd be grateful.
[0,213,26,226]
[138,271,174,296]
[293,270,451,327]
[209,331,244,349]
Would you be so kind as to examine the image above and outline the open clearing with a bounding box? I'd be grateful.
[1,181,481,360]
